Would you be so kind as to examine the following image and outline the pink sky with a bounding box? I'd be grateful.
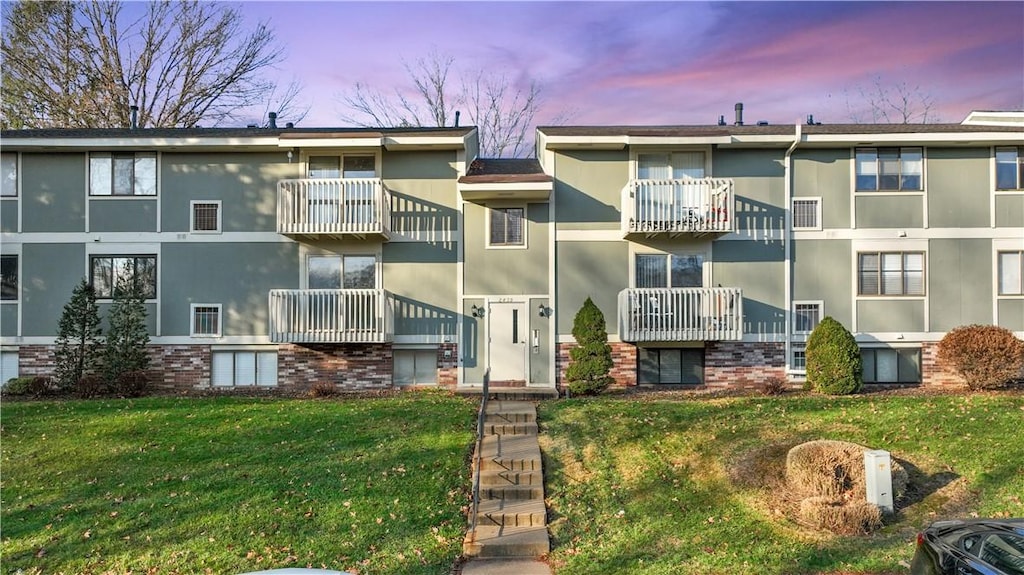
[237,1,1024,127]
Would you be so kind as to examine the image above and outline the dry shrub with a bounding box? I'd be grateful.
[112,370,150,397]
[308,381,341,398]
[762,376,788,396]
[799,496,882,534]
[787,439,908,500]
[76,374,105,398]
[937,324,1024,390]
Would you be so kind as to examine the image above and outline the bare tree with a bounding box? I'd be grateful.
[339,51,563,157]
[845,76,937,124]
[1,0,305,129]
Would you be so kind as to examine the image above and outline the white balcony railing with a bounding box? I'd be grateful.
[268,289,394,343]
[277,178,391,237]
[621,178,734,236]
[618,287,743,342]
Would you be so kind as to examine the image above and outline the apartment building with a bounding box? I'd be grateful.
[1,111,1021,391]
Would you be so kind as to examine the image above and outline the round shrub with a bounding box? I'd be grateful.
[762,376,788,396]
[3,376,34,395]
[76,374,105,399]
[798,496,882,535]
[805,316,862,395]
[112,370,150,398]
[937,324,1024,390]
[786,439,908,501]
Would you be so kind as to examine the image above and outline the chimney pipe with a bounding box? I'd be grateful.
[130,105,139,130]
[734,102,744,126]
[718,115,726,126]
[454,110,460,128]
[268,112,277,129]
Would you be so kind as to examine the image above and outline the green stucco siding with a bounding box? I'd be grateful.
[1,303,16,337]
[712,240,785,336]
[529,297,552,383]
[997,300,1024,332]
[384,150,459,237]
[1,200,17,232]
[929,239,992,331]
[555,241,628,336]
[995,195,1024,228]
[793,150,851,229]
[462,299,486,382]
[161,152,294,233]
[553,150,627,230]
[714,149,785,234]
[855,195,924,228]
[857,300,925,333]
[927,148,990,228]
[21,153,86,233]
[89,199,157,232]
[160,242,298,337]
[791,239,853,328]
[21,243,85,336]
[383,242,457,338]
[463,202,549,296]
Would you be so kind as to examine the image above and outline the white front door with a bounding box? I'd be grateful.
[488,302,527,382]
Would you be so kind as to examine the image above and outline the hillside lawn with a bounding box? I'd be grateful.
[1,389,1022,574]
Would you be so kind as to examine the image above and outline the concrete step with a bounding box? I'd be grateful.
[463,525,550,558]
[479,484,544,500]
[475,498,546,527]
[477,469,543,486]
[485,401,537,423]
[483,422,538,435]
[457,387,559,401]
[478,434,541,459]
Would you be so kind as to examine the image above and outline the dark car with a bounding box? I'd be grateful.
[911,519,1024,575]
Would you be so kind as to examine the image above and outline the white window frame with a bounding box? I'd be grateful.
[996,249,1024,297]
[88,151,158,197]
[791,344,807,373]
[854,147,924,193]
[631,147,712,180]
[393,347,438,386]
[89,254,158,300]
[1,349,19,384]
[487,205,527,249]
[303,152,381,179]
[631,251,707,289]
[791,197,822,231]
[190,303,222,338]
[856,251,926,297]
[1,254,18,303]
[304,253,379,290]
[860,346,922,384]
[211,349,278,387]
[1,152,17,197]
[190,200,222,234]
[995,146,1024,191]
[792,301,824,334]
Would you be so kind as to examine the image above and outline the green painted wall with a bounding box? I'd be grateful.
[712,240,785,336]
[855,195,924,228]
[998,300,1024,332]
[464,202,549,296]
[1,200,16,232]
[161,152,294,233]
[857,300,925,333]
[927,148,990,228]
[384,150,459,237]
[90,199,157,232]
[995,195,1024,227]
[929,239,992,331]
[556,241,627,335]
[791,239,853,328]
[553,150,627,230]
[21,243,85,336]
[793,150,851,229]
[21,153,85,233]
[97,303,157,335]
[714,149,785,234]
[462,299,486,382]
[1,303,16,337]
[383,242,457,337]
[160,242,298,336]
[529,297,552,383]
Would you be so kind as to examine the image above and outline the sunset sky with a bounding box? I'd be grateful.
[238,1,1024,128]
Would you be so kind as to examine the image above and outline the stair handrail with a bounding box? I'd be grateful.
[468,368,490,538]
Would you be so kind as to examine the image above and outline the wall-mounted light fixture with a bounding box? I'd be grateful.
[538,304,551,317]
[471,304,485,318]
[287,149,294,163]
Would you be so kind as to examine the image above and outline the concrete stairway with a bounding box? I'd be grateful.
[463,400,550,559]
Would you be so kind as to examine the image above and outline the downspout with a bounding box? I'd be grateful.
[784,123,801,375]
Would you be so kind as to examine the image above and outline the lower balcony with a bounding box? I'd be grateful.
[268,289,394,344]
[618,287,743,342]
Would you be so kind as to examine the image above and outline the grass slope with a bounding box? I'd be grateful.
[539,392,1024,575]
[1,393,476,575]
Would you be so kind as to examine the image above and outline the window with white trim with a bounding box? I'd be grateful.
[1,350,18,383]
[638,348,704,384]
[861,347,921,384]
[191,304,222,337]
[998,250,1023,295]
[858,252,924,296]
[90,255,157,299]
[637,152,706,179]
[191,201,221,233]
[635,253,703,288]
[211,350,277,387]
[489,207,525,247]
[855,147,922,191]
[792,198,821,230]
[1,152,16,197]
[996,147,1023,190]
[1,255,17,301]
[793,302,822,333]
[308,255,376,289]
[792,345,807,371]
[89,152,157,196]
[393,349,437,385]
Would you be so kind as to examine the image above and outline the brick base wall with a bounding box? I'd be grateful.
[148,345,210,389]
[920,341,964,387]
[705,341,786,388]
[557,342,637,388]
[437,343,458,388]
[16,345,54,377]
[278,343,392,391]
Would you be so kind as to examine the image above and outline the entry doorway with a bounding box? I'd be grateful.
[488,301,527,383]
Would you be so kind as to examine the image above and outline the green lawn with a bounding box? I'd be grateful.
[0,392,477,575]
[539,391,1024,575]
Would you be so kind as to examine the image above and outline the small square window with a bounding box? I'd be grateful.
[191,201,221,233]
[489,207,525,247]
[792,198,821,230]
[793,302,822,333]
[191,304,221,337]
[792,347,807,371]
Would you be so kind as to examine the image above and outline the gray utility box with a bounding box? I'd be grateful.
[864,449,894,514]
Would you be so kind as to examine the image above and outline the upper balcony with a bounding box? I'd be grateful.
[277,178,391,240]
[621,178,734,238]
[268,288,394,344]
[618,287,743,342]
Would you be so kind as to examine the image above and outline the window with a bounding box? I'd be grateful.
[793,302,822,333]
[90,255,157,299]
[1,255,16,301]
[637,152,706,179]
[393,349,437,385]
[308,255,376,289]
[858,252,924,296]
[792,346,807,371]
[307,155,376,179]
[1,350,18,383]
[1,152,16,197]
[90,152,156,196]
[792,198,821,230]
[343,156,375,178]
[635,254,703,288]
[855,147,922,191]
[191,304,222,337]
[211,350,277,387]
[999,251,1023,295]
[638,348,704,384]
[861,347,921,384]
[191,201,221,233]
[489,207,525,246]
[995,147,1023,190]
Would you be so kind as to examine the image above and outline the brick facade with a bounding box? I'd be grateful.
[704,341,787,388]
[437,343,458,388]
[278,343,393,391]
[920,341,964,387]
[557,342,637,388]
[148,345,210,389]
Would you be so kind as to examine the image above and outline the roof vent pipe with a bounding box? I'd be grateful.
[130,105,139,130]
[454,110,460,128]
[268,112,277,129]
[734,102,744,126]
[718,115,726,126]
